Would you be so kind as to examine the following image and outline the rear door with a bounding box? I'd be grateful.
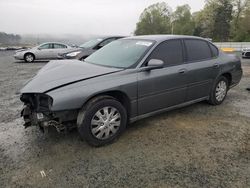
[51,43,68,59]
[184,39,220,101]
[137,39,188,115]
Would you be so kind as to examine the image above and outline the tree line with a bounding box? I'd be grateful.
[134,0,250,42]
[0,32,21,45]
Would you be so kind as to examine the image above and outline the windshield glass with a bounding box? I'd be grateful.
[85,39,154,68]
[80,38,103,48]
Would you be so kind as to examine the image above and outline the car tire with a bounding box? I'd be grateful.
[208,76,229,105]
[24,53,35,63]
[77,96,127,147]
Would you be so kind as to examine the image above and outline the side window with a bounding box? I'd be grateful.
[148,40,183,66]
[209,43,219,57]
[184,39,212,62]
[39,44,51,49]
[53,44,67,49]
[99,38,116,47]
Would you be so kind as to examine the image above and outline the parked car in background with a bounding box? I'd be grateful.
[20,35,242,146]
[242,48,250,58]
[14,42,73,62]
[58,36,124,60]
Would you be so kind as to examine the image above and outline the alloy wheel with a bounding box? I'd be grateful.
[215,80,227,102]
[91,106,121,140]
[26,55,34,62]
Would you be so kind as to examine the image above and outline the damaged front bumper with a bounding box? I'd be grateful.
[21,105,65,132]
[20,93,78,133]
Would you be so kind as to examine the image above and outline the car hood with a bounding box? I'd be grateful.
[15,48,32,53]
[20,60,122,93]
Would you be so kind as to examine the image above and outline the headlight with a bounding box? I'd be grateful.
[20,93,53,111]
[66,51,81,57]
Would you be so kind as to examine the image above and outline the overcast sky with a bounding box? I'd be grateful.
[0,0,205,36]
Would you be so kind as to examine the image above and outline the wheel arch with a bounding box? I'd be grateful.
[221,72,232,86]
[83,90,131,116]
[24,52,36,60]
[77,90,131,128]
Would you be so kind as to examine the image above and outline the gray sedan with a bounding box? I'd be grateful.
[20,35,242,146]
[14,42,73,62]
[58,36,124,60]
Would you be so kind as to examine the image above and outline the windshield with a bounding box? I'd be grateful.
[85,39,154,68]
[80,38,103,48]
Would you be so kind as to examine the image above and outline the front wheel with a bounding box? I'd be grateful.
[77,96,127,147]
[24,53,35,63]
[208,76,229,105]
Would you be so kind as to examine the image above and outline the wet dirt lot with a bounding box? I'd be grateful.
[0,51,250,188]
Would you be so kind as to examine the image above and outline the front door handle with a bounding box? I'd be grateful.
[178,69,187,74]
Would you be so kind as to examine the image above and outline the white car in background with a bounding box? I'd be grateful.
[242,48,250,58]
[14,42,73,62]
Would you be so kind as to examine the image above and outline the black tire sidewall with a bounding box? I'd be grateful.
[210,76,229,105]
[78,99,127,146]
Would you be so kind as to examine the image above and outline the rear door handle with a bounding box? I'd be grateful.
[213,63,220,68]
[178,69,187,74]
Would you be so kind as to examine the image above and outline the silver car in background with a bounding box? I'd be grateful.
[14,42,73,62]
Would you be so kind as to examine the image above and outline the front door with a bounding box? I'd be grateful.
[36,43,54,59]
[137,39,188,115]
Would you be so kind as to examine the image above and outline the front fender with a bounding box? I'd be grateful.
[47,70,138,111]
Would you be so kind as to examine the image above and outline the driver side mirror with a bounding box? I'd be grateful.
[143,59,164,71]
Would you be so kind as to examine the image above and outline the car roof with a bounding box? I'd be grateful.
[124,35,206,42]
[39,42,69,46]
[98,36,126,40]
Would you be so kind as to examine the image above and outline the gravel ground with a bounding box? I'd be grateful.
[0,51,250,188]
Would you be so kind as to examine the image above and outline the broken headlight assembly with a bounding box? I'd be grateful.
[20,93,53,112]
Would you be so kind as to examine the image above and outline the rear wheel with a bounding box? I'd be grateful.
[208,76,229,105]
[24,53,35,63]
[77,96,127,146]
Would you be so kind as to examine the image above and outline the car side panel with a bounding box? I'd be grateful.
[185,58,220,101]
[47,70,138,118]
[51,45,72,59]
[35,48,54,59]
[219,53,243,87]
[137,65,187,115]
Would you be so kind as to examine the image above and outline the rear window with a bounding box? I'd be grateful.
[185,39,212,62]
[54,44,67,49]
